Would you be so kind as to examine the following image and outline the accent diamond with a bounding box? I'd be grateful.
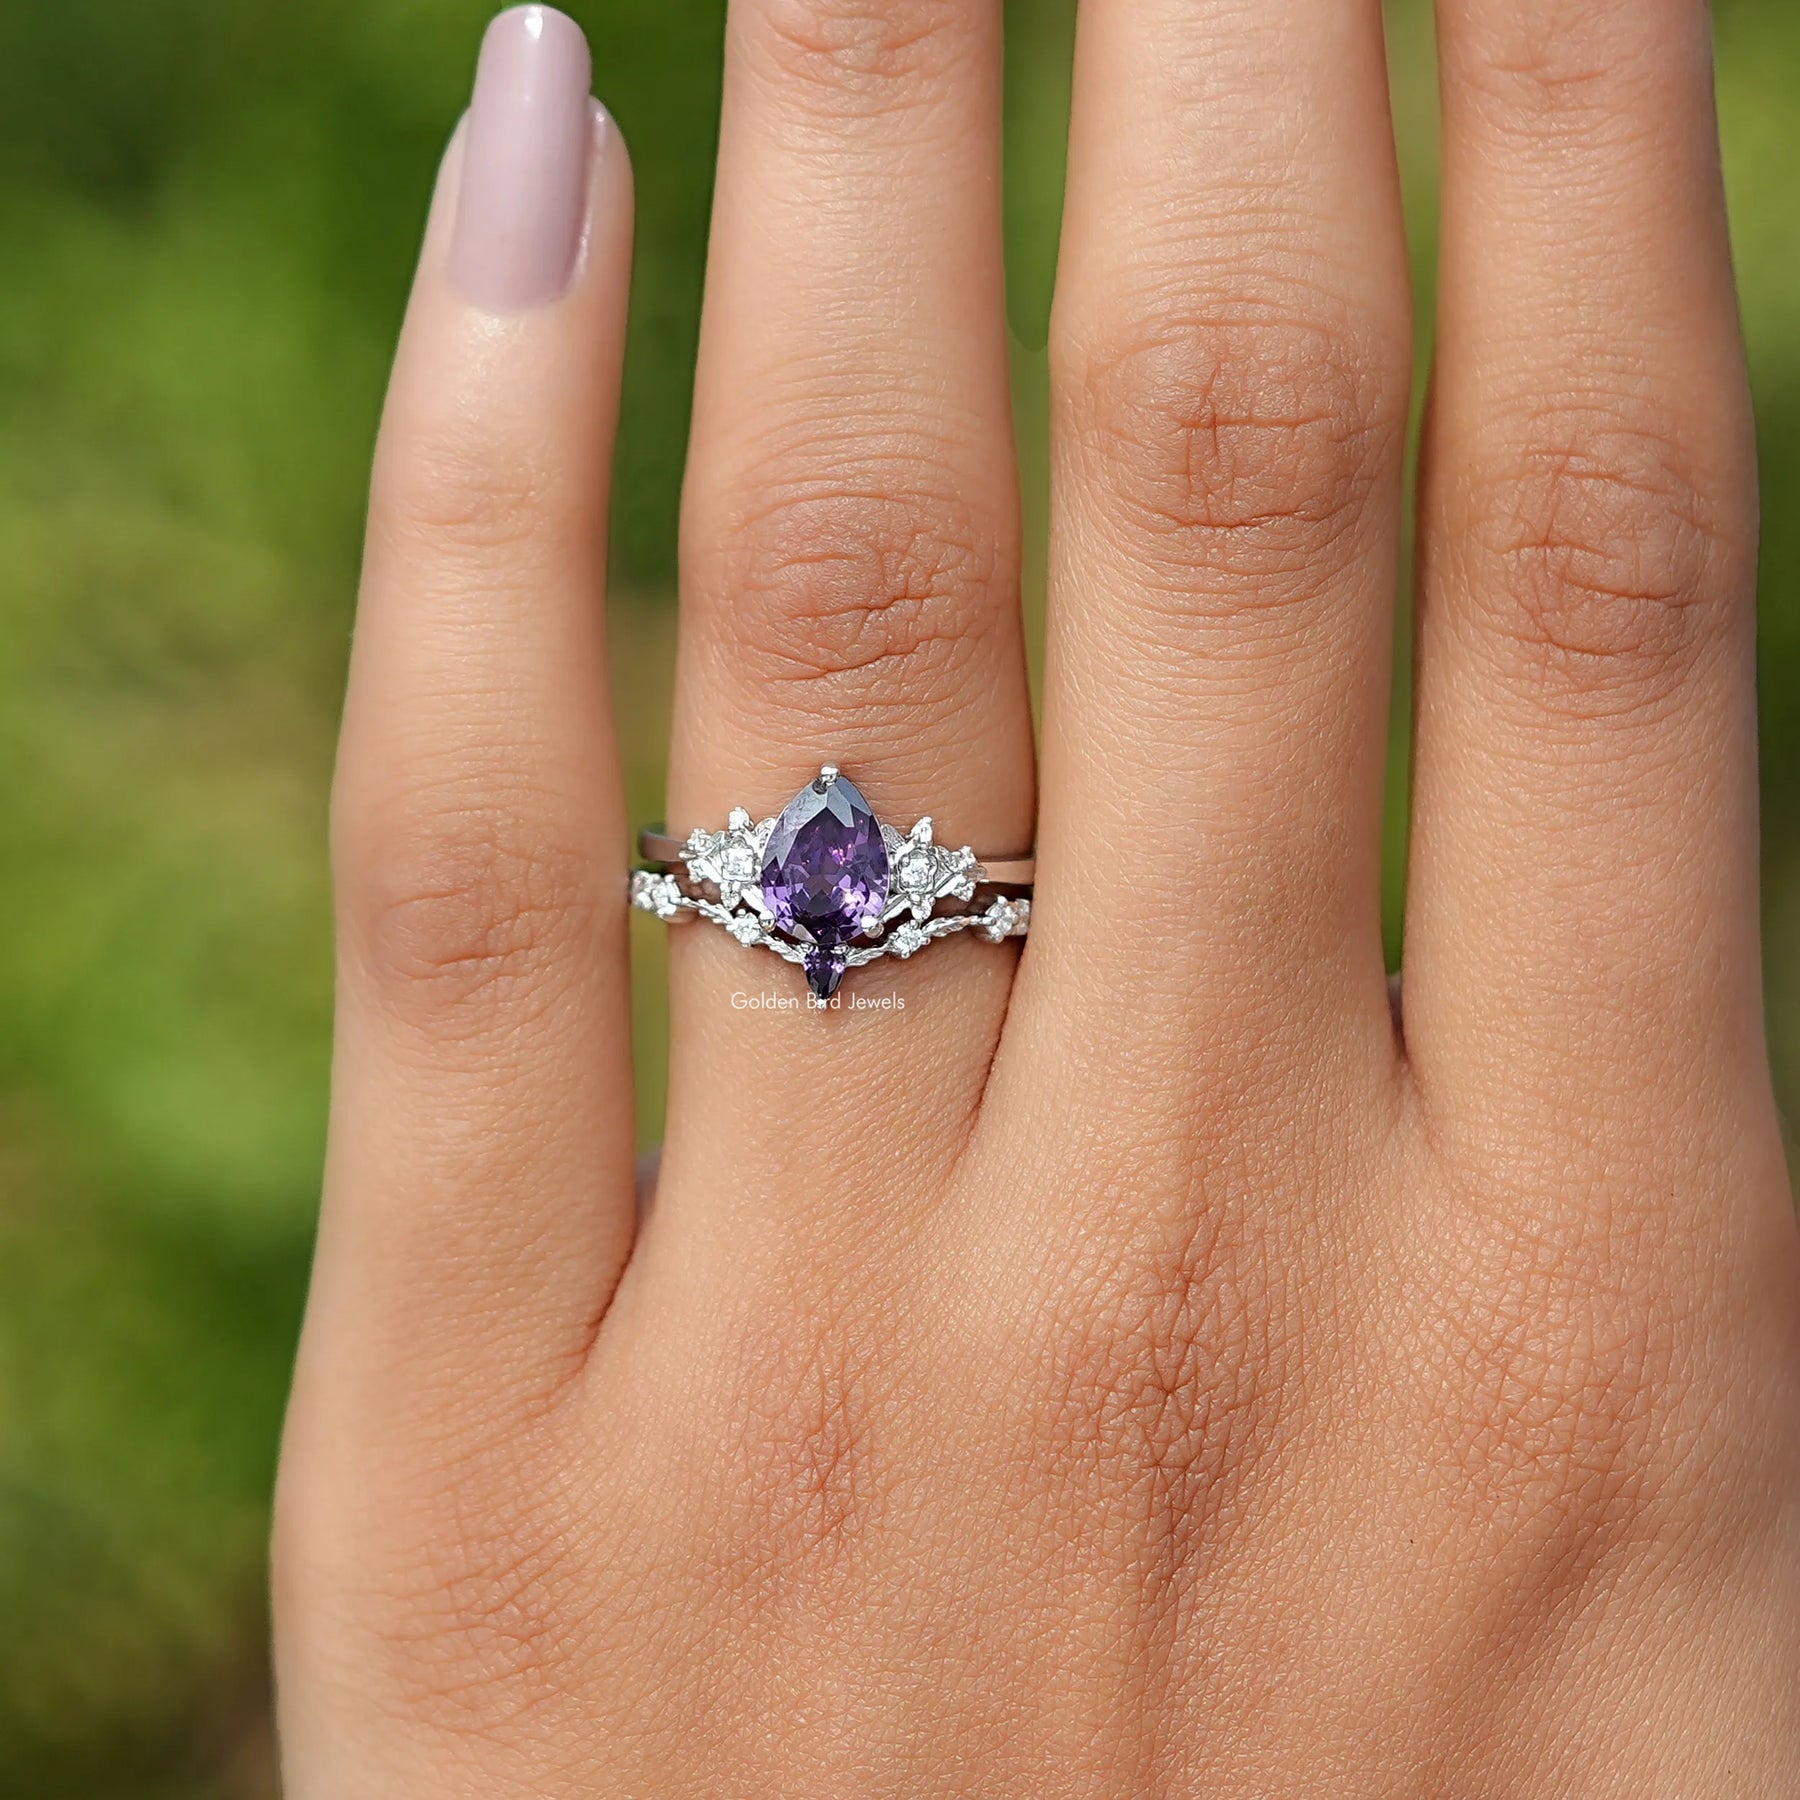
[889,920,929,958]
[631,871,683,920]
[979,896,1029,942]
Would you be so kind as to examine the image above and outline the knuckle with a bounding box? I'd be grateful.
[1058,309,1398,609]
[296,1430,593,1745]
[374,1528,579,1734]
[1459,406,1735,718]
[1037,1182,1288,1567]
[1425,1193,1696,1569]
[376,435,556,561]
[753,0,964,102]
[1463,4,1648,122]
[346,790,600,1030]
[722,1307,885,1583]
[713,483,1001,711]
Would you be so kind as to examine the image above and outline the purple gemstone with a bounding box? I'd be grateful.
[760,773,890,982]
[802,947,847,1002]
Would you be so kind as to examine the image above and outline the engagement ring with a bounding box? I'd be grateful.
[632,765,1033,1002]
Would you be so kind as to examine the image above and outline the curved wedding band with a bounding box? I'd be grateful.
[632,764,1033,1002]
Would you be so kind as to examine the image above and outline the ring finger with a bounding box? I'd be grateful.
[649,0,1034,1242]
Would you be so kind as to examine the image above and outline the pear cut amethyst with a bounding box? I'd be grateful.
[760,773,889,997]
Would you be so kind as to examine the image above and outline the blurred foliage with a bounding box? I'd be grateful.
[0,0,1794,1790]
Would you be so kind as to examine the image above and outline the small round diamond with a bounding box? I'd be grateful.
[979,898,1016,942]
[632,871,684,920]
[889,921,929,958]
[727,913,765,946]
[897,848,936,895]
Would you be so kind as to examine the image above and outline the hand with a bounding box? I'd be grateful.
[274,1,1800,1791]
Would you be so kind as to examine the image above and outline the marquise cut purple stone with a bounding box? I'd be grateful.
[760,774,889,998]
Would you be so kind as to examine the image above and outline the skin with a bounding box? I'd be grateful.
[274,0,1800,1792]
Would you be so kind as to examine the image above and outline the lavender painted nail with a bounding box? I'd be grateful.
[448,6,594,312]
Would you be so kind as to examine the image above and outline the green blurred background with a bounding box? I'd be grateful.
[0,1,1794,1790]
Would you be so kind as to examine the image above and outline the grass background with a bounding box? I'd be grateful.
[0,1,1795,1790]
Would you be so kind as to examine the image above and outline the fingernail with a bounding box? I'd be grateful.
[448,6,594,312]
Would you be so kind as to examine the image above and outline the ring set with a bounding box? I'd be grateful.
[632,765,1032,1001]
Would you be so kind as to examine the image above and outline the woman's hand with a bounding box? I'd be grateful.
[275,2,1800,1791]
